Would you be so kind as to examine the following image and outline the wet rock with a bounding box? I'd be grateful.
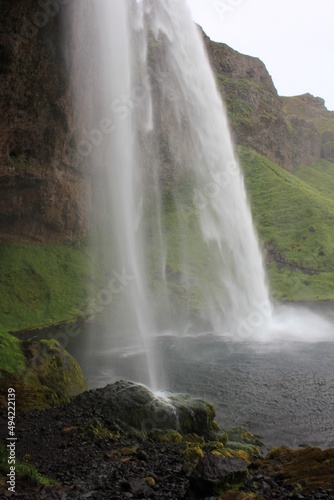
[98,380,220,437]
[189,453,248,497]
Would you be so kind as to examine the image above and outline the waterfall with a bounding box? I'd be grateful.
[74,0,272,390]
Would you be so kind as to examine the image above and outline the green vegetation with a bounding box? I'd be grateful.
[282,95,334,136]
[238,146,334,300]
[0,324,25,375]
[0,444,58,487]
[294,160,334,198]
[216,74,278,130]
[0,242,92,332]
[1,147,334,349]
[216,74,254,128]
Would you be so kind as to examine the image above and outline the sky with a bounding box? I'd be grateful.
[186,0,334,110]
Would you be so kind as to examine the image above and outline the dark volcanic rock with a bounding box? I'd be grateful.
[189,453,248,497]
[76,380,219,437]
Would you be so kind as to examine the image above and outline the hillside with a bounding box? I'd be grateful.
[238,147,334,301]
[202,30,334,171]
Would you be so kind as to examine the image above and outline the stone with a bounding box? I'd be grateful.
[99,380,220,437]
[1,339,88,413]
[189,453,248,497]
[130,479,154,497]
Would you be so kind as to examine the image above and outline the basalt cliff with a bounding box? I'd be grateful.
[1,1,334,243]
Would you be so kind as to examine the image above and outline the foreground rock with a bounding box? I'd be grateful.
[95,380,219,438]
[0,382,333,498]
[189,454,248,498]
[0,339,87,413]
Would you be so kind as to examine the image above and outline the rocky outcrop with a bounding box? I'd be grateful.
[282,93,334,164]
[0,0,93,243]
[74,380,220,438]
[0,338,88,413]
[202,29,334,171]
[1,4,333,244]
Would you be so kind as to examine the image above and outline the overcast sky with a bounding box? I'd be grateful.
[186,0,334,110]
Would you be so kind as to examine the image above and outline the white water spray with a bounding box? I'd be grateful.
[73,0,332,390]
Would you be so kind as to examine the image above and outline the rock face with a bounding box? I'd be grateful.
[202,29,334,171]
[282,93,334,164]
[0,0,92,243]
[1,4,334,243]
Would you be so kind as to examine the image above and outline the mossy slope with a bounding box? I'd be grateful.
[0,242,91,332]
[238,146,334,300]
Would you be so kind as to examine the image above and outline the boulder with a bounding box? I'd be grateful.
[97,380,220,437]
[0,339,88,413]
[189,453,248,497]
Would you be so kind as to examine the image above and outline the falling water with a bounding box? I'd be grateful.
[71,0,332,393]
[72,0,273,389]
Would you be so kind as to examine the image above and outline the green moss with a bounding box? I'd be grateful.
[0,444,58,487]
[182,444,204,463]
[0,339,87,414]
[224,427,263,447]
[184,434,205,445]
[78,419,120,441]
[20,339,88,409]
[0,325,25,375]
[148,429,183,444]
[0,242,91,332]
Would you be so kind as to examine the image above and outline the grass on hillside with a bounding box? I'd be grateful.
[238,146,334,300]
[0,324,25,375]
[0,444,58,487]
[0,242,92,332]
[294,160,334,198]
[1,147,334,341]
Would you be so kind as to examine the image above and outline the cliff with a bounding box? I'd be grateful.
[0,5,334,244]
[202,29,334,170]
[0,0,91,243]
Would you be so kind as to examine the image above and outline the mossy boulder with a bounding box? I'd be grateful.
[225,427,263,447]
[182,444,204,463]
[0,339,88,413]
[100,381,220,438]
[148,429,183,444]
[168,393,219,435]
[227,442,262,461]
